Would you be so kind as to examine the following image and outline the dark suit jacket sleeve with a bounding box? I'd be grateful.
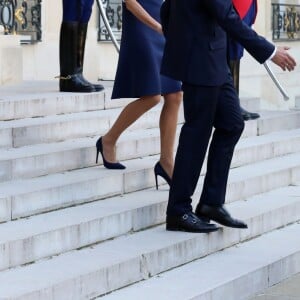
[203,0,275,63]
[160,0,171,36]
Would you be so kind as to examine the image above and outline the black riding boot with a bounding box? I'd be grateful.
[78,23,104,92]
[229,60,260,121]
[59,22,95,93]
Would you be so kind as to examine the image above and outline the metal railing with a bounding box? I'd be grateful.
[0,0,42,43]
[97,0,122,45]
[272,3,300,41]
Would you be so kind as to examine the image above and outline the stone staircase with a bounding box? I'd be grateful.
[0,81,300,299]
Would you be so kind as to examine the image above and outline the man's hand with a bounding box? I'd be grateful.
[271,46,296,72]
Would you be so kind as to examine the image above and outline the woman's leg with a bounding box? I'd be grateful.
[159,91,182,178]
[102,95,161,162]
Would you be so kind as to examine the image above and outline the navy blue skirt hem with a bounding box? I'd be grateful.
[111,85,182,100]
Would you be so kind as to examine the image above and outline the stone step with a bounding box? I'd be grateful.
[0,80,259,120]
[0,102,254,150]
[1,102,298,148]
[101,222,300,300]
[250,271,300,299]
[1,150,300,223]
[0,180,299,272]
[0,81,105,121]
[0,104,175,148]
[238,96,260,112]
[0,185,299,299]
[1,122,300,181]
[0,126,173,181]
[258,111,300,135]
[0,118,255,180]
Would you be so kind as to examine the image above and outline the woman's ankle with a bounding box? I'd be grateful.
[159,159,174,177]
[102,134,116,147]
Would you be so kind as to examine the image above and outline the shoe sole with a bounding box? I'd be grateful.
[196,212,248,229]
[243,115,260,121]
[166,226,219,233]
[201,219,247,229]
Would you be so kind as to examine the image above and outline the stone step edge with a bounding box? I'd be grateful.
[0,92,106,121]
[3,110,300,149]
[0,82,258,120]
[0,104,184,148]
[0,183,299,272]
[2,125,300,182]
[1,149,300,199]
[0,120,259,181]
[0,188,299,299]
[1,125,300,162]
[1,151,300,222]
[0,124,174,160]
[0,104,164,129]
[0,108,297,131]
[100,222,300,300]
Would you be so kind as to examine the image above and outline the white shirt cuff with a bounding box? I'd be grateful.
[268,47,277,61]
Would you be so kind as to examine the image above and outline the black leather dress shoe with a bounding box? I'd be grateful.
[196,204,248,229]
[241,107,260,121]
[166,212,219,233]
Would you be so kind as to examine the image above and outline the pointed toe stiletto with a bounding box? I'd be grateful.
[96,137,126,170]
[154,162,171,189]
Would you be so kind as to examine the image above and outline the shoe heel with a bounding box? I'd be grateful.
[155,173,158,190]
[96,149,99,164]
[154,162,171,189]
[95,137,126,170]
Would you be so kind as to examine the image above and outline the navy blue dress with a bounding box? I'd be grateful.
[112,0,181,99]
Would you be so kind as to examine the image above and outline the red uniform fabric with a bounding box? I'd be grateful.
[232,0,257,20]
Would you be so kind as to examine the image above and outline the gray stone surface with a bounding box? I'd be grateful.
[0,214,299,299]
[258,111,300,135]
[0,81,105,120]
[99,224,300,300]
[0,125,173,181]
[1,81,300,299]
[0,182,300,297]
[1,126,300,182]
[0,104,182,148]
[0,183,299,270]
[0,150,299,220]
[251,272,300,299]
[0,81,259,119]
[1,82,298,150]
[0,197,11,223]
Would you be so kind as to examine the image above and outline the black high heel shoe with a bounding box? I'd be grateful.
[96,137,126,170]
[154,162,171,189]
